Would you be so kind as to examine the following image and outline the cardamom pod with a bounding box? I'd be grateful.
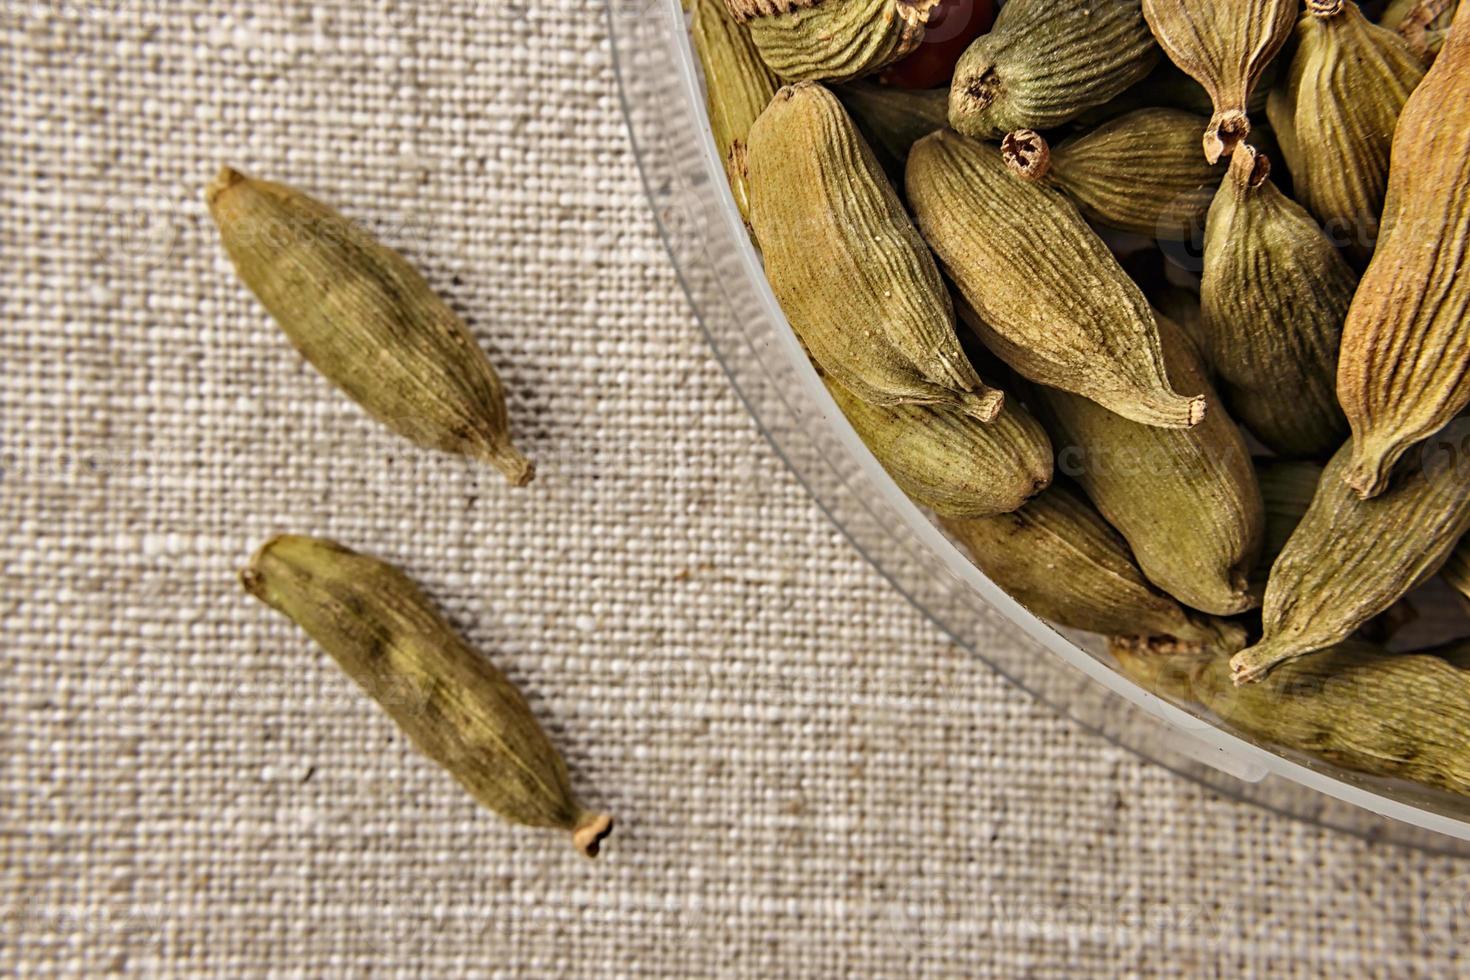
[1148,288,1210,373]
[1032,317,1264,616]
[1140,0,1297,162]
[1231,432,1470,685]
[906,128,1205,429]
[943,485,1247,652]
[1265,0,1427,263]
[1200,144,1353,458]
[206,168,533,486]
[1073,57,1277,127]
[949,0,1159,138]
[834,81,948,179]
[1384,0,1459,60]
[1254,459,1323,589]
[729,0,941,83]
[825,375,1053,517]
[1443,533,1470,603]
[693,0,780,222]
[1336,9,1470,498]
[747,83,1004,421]
[1114,636,1470,797]
[241,535,613,857]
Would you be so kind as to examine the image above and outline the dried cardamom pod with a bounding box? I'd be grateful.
[949,0,1159,138]
[1443,534,1470,603]
[1265,0,1427,263]
[1140,0,1297,162]
[1200,144,1353,458]
[1072,57,1278,127]
[1253,459,1323,588]
[1114,637,1470,797]
[693,0,780,222]
[906,129,1205,429]
[206,168,533,486]
[729,0,941,83]
[747,83,1003,421]
[825,375,1052,517]
[1149,288,1210,373]
[241,536,614,857]
[943,485,1247,652]
[1231,433,1470,684]
[834,81,948,179]
[1032,317,1264,616]
[1017,109,1225,240]
[1384,0,1459,60]
[1336,10,1470,498]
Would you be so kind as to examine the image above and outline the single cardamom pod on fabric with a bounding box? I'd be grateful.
[824,375,1053,518]
[1443,534,1470,603]
[1141,0,1297,162]
[1265,0,1427,264]
[1253,459,1323,589]
[1113,637,1470,797]
[949,0,1159,138]
[1231,430,1470,685]
[692,0,780,222]
[746,83,1004,421]
[1384,0,1459,60]
[943,485,1247,653]
[206,168,533,486]
[241,536,614,857]
[1336,8,1470,498]
[1200,144,1353,459]
[727,0,941,83]
[834,81,948,179]
[1031,316,1264,616]
[906,129,1205,430]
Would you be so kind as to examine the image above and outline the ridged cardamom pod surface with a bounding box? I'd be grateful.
[1335,6,1470,498]
[1253,459,1324,589]
[1445,534,1470,602]
[1383,0,1460,59]
[943,485,1247,652]
[948,0,1159,138]
[1140,0,1298,162]
[1031,318,1264,616]
[746,83,1004,421]
[834,81,948,180]
[1231,430,1470,685]
[206,168,533,486]
[693,0,780,222]
[905,129,1205,430]
[824,376,1053,518]
[241,536,614,857]
[1200,144,1353,459]
[727,0,941,83]
[1265,0,1427,264]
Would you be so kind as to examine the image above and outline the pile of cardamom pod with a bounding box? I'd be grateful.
[693,0,1470,797]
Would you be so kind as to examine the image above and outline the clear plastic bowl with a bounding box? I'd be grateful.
[607,0,1470,853]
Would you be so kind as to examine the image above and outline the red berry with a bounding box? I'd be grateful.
[880,0,995,90]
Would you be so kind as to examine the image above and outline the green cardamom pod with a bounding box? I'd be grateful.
[1148,288,1210,374]
[1072,57,1278,128]
[1254,459,1323,589]
[943,485,1247,652]
[1141,0,1297,162]
[1265,0,1427,264]
[949,0,1159,139]
[834,81,948,179]
[1032,317,1264,616]
[1383,0,1459,60]
[729,0,940,83]
[1445,534,1470,603]
[1231,432,1470,685]
[206,168,533,486]
[1114,637,1470,797]
[1200,144,1353,458]
[692,0,780,222]
[242,536,614,857]
[747,83,1004,421]
[825,375,1053,518]
[1336,10,1470,498]
[906,129,1205,430]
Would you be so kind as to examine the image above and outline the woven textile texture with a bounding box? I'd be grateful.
[3,1,1469,975]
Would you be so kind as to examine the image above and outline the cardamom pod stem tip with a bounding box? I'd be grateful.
[1343,439,1399,499]
[961,388,1007,423]
[481,445,537,487]
[206,165,248,208]
[1001,130,1052,182]
[1227,142,1270,189]
[1204,111,1251,165]
[1230,639,1297,686]
[572,812,615,859]
[1307,0,1346,16]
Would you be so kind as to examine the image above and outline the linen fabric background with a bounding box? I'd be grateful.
[3,1,1468,975]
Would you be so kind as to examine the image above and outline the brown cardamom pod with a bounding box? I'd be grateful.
[727,0,941,83]
[693,0,780,222]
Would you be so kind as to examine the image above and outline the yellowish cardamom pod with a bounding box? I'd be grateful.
[1253,459,1323,590]
[949,0,1159,139]
[905,129,1205,430]
[943,485,1247,653]
[1200,144,1353,458]
[728,0,941,83]
[747,83,1004,421]
[1336,9,1470,498]
[206,168,533,486]
[1032,317,1264,616]
[825,375,1053,518]
[693,0,779,222]
[241,535,614,857]
[1446,534,1470,603]
[834,81,948,179]
[1114,637,1470,797]
[1231,431,1470,685]
[1141,0,1297,162]
[1265,0,1427,263]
